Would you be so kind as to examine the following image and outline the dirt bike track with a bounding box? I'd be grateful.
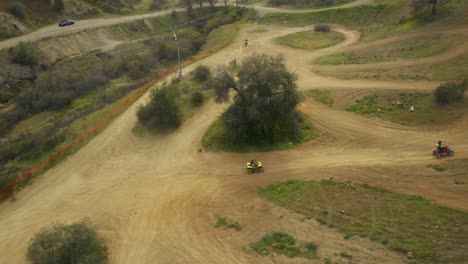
[1,2,468,263]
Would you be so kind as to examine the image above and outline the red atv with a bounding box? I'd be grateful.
[432,146,454,159]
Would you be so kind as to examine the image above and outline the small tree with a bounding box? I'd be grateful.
[191,91,204,106]
[12,42,39,66]
[193,65,211,82]
[412,0,441,16]
[180,0,194,17]
[137,83,181,130]
[212,53,301,144]
[207,0,216,8]
[314,24,330,32]
[7,2,26,18]
[27,221,108,264]
[434,80,466,105]
[54,0,65,11]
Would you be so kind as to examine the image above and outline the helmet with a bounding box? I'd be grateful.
[438,141,442,144]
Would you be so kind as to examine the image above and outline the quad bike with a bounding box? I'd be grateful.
[432,146,454,158]
[246,161,264,174]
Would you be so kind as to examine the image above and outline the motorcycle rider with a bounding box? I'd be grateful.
[250,159,256,168]
[435,141,445,151]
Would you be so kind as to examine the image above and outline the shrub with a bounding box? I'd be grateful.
[193,65,211,82]
[137,83,181,130]
[151,0,167,10]
[434,80,466,105]
[54,0,65,11]
[126,59,148,80]
[191,91,204,106]
[12,42,39,66]
[27,221,108,264]
[314,24,331,32]
[7,2,26,18]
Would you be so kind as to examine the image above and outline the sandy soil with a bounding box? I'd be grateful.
[0,3,467,264]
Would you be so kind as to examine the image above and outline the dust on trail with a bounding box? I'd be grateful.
[1,11,467,264]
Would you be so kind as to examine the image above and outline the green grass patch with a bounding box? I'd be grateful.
[260,4,398,28]
[214,216,241,231]
[305,89,334,106]
[340,252,352,259]
[250,232,318,259]
[275,31,344,50]
[201,23,238,53]
[249,28,269,33]
[202,113,318,152]
[316,35,457,65]
[257,179,468,263]
[269,0,353,9]
[347,93,465,126]
[431,53,468,81]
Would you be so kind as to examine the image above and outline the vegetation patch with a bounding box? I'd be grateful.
[266,0,353,9]
[260,4,398,28]
[250,28,269,33]
[214,216,241,231]
[203,53,319,152]
[347,92,465,126]
[261,1,467,42]
[275,30,344,50]
[316,35,458,65]
[305,89,334,106]
[27,221,108,264]
[202,113,317,152]
[138,76,213,132]
[257,180,468,263]
[431,54,468,81]
[251,232,318,259]
[434,80,466,105]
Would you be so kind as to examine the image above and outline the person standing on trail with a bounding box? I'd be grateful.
[244,38,248,47]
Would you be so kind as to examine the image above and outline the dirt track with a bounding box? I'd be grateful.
[1,5,468,264]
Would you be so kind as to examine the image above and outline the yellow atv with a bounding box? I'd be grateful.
[246,161,264,174]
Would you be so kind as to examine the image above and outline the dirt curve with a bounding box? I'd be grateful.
[1,5,468,264]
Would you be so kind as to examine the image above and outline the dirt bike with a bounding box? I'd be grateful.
[246,161,263,174]
[432,146,454,159]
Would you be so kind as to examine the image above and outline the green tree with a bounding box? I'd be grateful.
[137,83,182,130]
[54,0,65,11]
[434,79,466,105]
[213,54,301,144]
[412,0,442,16]
[7,2,26,18]
[193,65,211,82]
[12,42,39,66]
[27,221,108,264]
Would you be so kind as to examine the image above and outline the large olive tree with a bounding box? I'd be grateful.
[213,53,302,144]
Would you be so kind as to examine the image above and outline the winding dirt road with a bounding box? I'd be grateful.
[0,2,467,264]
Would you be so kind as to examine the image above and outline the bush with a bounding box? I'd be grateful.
[434,80,466,105]
[137,83,181,130]
[7,2,26,18]
[12,42,39,66]
[27,221,108,264]
[151,0,167,10]
[126,59,148,80]
[193,65,211,82]
[54,0,65,11]
[314,24,331,32]
[191,91,204,106]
